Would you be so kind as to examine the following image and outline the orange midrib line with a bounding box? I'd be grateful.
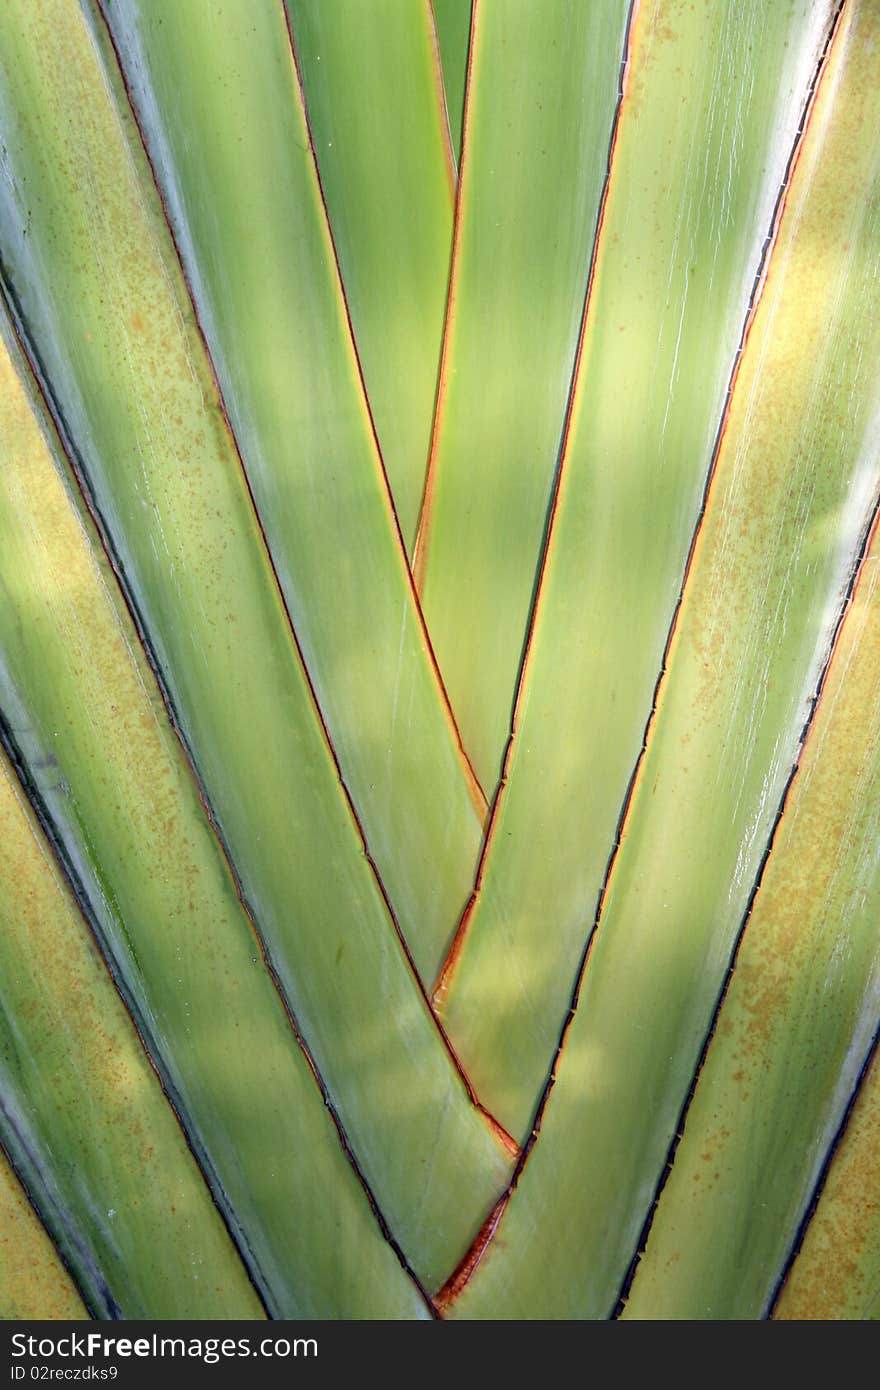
[527,0,846,1184]
[99,0,434,1016]
[8,265,439,1312]
[412,0,479,596]
[282,0,487,818]
[477,1107,520,1159]
[425,0,458,197]
[90,0,496,1223]
[4,278,434,1310]
[430,0,640,1004]
[432,0,850,1305]
[585,0,848,964]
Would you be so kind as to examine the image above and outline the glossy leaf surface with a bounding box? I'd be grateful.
[625,490,880,1317]
[2,0,878,1324]
[287,0,454,550]
[432,0,471,165]
[0,315,428,1316]
[414,0,631,791]
[624,44,880,1288]
[438,0,838,1138]
[0,750,265,1319]
[452,0,880,1316]
[100,0,484,982]
[0,0,510,1295]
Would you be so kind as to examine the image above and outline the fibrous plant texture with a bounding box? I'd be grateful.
[1,0,879,1321]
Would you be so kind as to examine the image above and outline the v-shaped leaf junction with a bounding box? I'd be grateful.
[1,0,879,1323]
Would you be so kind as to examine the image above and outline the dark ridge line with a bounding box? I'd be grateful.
[274,0,499,1105]
[516,0,845,1176]
[9,3,491,1292]
[411,0,479,592]
[92,0,457,1013]
[98,0,478,1152]
[2,694,434,1320]
[433,0,847,1304]
[431,0,637,1005]
[236,940,438,1320]
[613,483,880,1319]
[438,0,839,1002]
[279,0,488,817]
[425,0,458,194]
[0,273,432,1317]
[0,1126,112,1321]
[0,715,270,1320]
[768,980,880,1317]
[94,0,498,1155]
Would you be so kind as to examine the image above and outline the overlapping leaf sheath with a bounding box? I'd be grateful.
[286,0,454,550]
[777,1028,880,1320]
[413,0,632,791]
[431,0,471,166]
[624,490,880,1319]
[0,323,429,1316]
[0,1149,86,1320]
[0,0,513,1294]
[95,0,482,985]
[451,0,880,1318]
[0,752,264,1319]
[437,0,838,1138]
